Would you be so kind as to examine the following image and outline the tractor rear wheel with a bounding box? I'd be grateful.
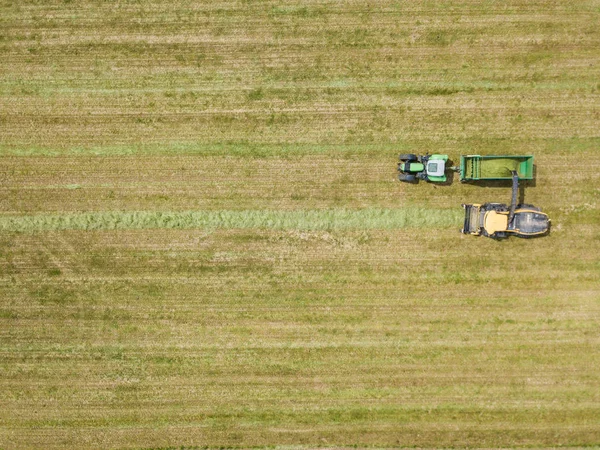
[399,153,418,162]
[399,173,417,182]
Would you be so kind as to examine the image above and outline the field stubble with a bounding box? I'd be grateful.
[1,0,600,448]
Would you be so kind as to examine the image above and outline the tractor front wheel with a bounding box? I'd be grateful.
[399,153,418,162]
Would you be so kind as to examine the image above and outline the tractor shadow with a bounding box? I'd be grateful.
[460,164,537,203]
[437,159,457,186]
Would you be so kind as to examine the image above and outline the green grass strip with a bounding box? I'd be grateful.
[0,208,462,233]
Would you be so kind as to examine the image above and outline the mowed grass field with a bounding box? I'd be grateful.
[1,1,600,448]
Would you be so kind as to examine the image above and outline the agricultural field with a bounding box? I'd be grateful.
[1,0,600,448]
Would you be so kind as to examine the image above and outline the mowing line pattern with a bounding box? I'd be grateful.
[1,0,600,448]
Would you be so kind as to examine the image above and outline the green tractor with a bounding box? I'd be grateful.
[461,171,550,239]
[398,154,449,183]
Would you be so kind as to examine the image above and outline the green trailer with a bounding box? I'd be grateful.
[459,155,534,182]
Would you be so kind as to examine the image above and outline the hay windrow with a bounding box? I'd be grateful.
[0,208,463,233]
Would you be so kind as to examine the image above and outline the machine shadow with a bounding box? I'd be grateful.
[460,164,537,204]
[436,159,456,186]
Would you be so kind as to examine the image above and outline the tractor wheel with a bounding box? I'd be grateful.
[399,173,417,183]
[399,153,418,162]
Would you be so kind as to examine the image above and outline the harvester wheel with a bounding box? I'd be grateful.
[488,203,508,212]
[399,173,417,182]
[517,204,541,211]
[399,153,418,162]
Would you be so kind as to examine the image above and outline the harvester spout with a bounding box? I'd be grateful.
[508,170,519,226]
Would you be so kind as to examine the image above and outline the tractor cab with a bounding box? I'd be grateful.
[510,210,550,235]
[426,160,446,177]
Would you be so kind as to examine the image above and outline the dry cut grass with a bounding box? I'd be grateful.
[1,226,599,448]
